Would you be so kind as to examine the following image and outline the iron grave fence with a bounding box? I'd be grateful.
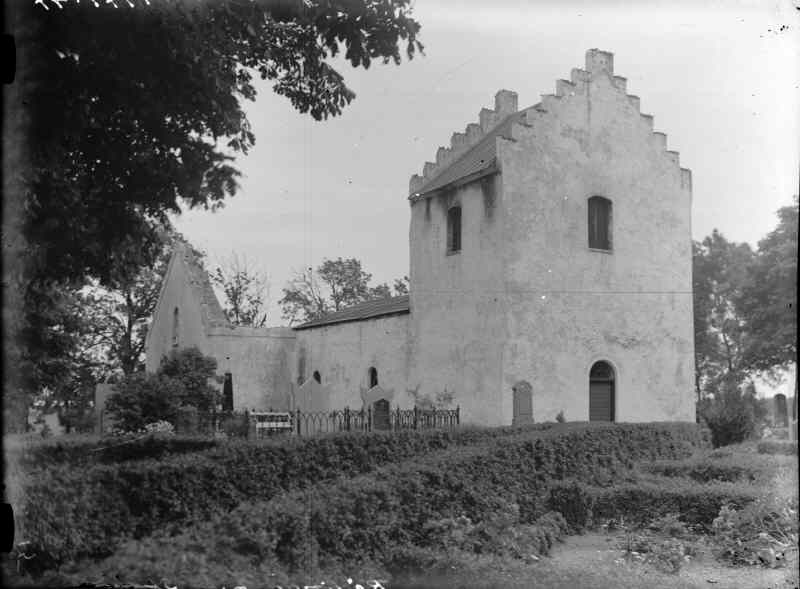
[176,406,460,439]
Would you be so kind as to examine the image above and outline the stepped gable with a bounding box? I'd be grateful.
[409,89,521,199]
[175,241,231,329]
[409,49,691,199]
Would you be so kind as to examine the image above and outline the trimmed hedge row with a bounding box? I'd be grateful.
[13,424,563,470]
[547,477,762,532]
[8,434,221,470]
[19,423,565,568]
[757,440,798,455]
[38,422,705,573]
[638,452,796,483]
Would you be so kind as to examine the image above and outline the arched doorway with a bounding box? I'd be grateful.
[589,361,615,421]
[373,398,390,430]
[512,380,533,425]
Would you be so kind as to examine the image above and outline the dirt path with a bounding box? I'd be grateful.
[546,531,798,589]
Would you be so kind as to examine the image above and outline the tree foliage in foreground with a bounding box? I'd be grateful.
[5,0,423,431]
[18,0,424,286]
[279,257,409,324]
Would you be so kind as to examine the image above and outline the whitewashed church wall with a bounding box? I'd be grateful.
[294,314,412,411]
[206,326,296,412]
[407,177,509,426]
[497,52,695,424]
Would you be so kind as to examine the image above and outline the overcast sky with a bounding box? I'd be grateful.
[172,0,799,332]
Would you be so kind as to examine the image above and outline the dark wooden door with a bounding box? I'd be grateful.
[589,381,614,421]
[373,399,390,430]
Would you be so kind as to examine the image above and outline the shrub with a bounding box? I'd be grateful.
[711,494,799,567]
[698,380,767,447]
[106,347,221,433]
[555,410,565,423]
[15,422,704,571]
[757,440,798,455]
[21,423,702,574]
[175,405,200,435]
[11,434,221,470]
[639,452,795,484]
[549,477,762,531]
[221,411,250,438]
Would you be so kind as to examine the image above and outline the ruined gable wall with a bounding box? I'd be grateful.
[145,252,211,372]
[496,50,695,423]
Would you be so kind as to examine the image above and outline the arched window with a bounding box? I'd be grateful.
[172,307,180,348]
[368,367,379,388]
[447,205,462,253]
[589,361,615,421]
[313,370,321,384]
[588,196,612,250]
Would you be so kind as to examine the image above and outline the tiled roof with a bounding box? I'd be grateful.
[412,110,528,197]
[293,294,410,330]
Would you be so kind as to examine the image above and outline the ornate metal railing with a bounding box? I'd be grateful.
[176,405,460,438]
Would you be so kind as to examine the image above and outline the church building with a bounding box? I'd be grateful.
[145,49,696,426]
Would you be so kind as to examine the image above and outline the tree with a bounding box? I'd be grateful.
[106,347,221,432]
[279,258,408,324]
[737,198,798,382]
[12,0,424,287]
[698,377,767,448]
[212,253,270,327]
[692,230,755,398]
[278,267,330,325]
[4,0,424,431]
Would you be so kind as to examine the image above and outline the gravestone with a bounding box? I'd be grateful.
[774,394,788,428]
[512,380,533,425]
[373,398,390,430]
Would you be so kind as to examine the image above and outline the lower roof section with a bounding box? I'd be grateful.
[292,294,410,331]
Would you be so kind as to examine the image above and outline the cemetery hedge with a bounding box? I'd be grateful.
[7,434,221,470]
[11,423,558,470]
[547,477,762,532]
[757,439,798,455]
[637,451,797,483]
[16,422,706,570]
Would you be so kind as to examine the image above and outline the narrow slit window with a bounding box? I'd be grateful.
[447,206,462,253]
[172,307,180,348]
[588,196,612,250]
[368,367,378,388]
[313,371,321,384]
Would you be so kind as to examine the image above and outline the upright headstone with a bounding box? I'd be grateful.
[94,382,116,434]
[774,394,788,428]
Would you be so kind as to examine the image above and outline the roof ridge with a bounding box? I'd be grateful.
[293,294,410,331]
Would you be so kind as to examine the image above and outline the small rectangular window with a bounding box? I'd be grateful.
[447,206,462,253]
[588,196,612,250]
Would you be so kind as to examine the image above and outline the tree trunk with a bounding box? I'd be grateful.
[3,3,42,433]
[792,362,798,442]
